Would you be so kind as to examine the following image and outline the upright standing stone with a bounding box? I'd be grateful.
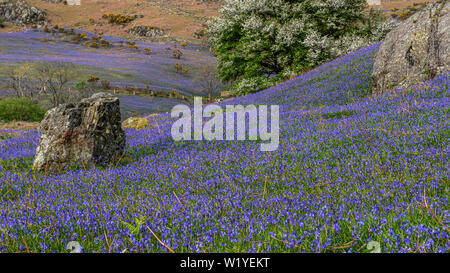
[33,93,126,172]
[372,1,449,92]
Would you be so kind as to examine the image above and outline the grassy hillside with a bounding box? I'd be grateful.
[0,43,448,253]
[0,28,216,116]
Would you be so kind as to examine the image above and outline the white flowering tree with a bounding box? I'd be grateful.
[207,0,394,94]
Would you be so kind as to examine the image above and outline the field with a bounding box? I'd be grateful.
[0,43,448,253]
[0,28,216,116]
[1,1,439,41]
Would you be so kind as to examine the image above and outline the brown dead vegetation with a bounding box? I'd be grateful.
[1,0,222,43]
[0,121,40,130]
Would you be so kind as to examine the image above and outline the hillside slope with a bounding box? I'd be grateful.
[0,28,217,116]
[0,43,448,253]
[1,0,439,42]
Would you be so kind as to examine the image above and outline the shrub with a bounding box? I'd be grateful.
[0,98,46,122]
[34,62,76,106]
[102,13,134,25]
[92,34,101,41]
[175,63,182,73]
[0,18,4,28]
[75,80,88,91]
[87,76,100,89]
[99,39,110,46]
[7,63,35,99]
[75,80,89,98]
[90,41,99,48]
[194,64,229,100]
[72,33,88,43]
[397,11,412,20]
[122,117,150,130]
[172,49,183,59]
[87,76,100,83]
[232,76,275,96]
[101,80,111,89]
[207,0,395,94]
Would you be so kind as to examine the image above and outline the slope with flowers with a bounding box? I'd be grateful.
[0,43,448,253]
[0,28,216,116]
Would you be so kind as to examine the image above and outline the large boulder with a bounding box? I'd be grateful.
[33,93,126,172]
[372,1,449,92]
[41,0,80,4]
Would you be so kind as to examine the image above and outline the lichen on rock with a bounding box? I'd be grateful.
[372,1,450,92]
[122,117,151,130]
[0,0,47,26]
[33,93,126,172]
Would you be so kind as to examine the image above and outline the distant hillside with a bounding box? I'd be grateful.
[1,0,224,43]
[0,28,217,117]
[1,0,440,43]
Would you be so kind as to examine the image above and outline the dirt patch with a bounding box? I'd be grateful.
[379,0,437,10]
[0,121,40,130]
[1,0,222,42]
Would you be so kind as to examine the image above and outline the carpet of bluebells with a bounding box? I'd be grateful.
[0,29,214,114]
[0,43,449,253]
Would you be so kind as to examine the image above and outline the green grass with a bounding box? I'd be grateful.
[321,110,357,120]
[0,97,46,122]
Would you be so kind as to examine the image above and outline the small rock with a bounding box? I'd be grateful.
[128,25,164,38]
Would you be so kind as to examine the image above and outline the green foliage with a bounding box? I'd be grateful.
[89,41,99,48]
[87,76,99,83]
[172,49,183,59]
[75,80,88,91]
[0,98,46,122]
[208,0,394,95]
[102,13,134,25]
[321,110,357,120]
[232,76,277,96]
[121,216,147,237]
[0,18,5,28]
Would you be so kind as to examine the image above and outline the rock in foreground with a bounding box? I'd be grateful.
[372,1,449,92]
[33,93,126,172]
